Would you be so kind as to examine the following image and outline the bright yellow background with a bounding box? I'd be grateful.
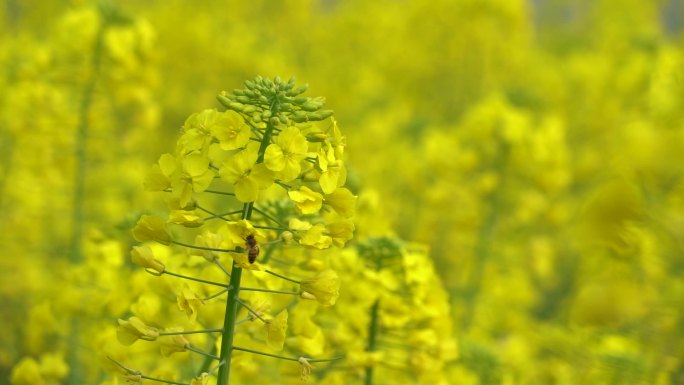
[2,1,684,384]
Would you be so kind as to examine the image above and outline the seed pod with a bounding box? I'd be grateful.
[236,95,250,103]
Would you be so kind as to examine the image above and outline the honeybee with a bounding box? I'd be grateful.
[245,234,259,264]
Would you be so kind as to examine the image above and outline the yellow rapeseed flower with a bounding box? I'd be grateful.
[219,143,274,202]
[326,220,354,247]
[324,187,356,218]
[210,110,251,150]
[299,224,332,249]
[130,245,165,273]
[160,327,190,357]
[265,309,288,351]
[300,270,340,306]
[288,186,324,214]
[264,126,309,181]
[116,316,159,345]
[132,215,172,245]
[177,285,204,323]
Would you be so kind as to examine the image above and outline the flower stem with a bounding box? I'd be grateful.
[186,344,220,360]
[159,328,223,336]
[216,221,244,385]
[253,224,293,231]
[264,269,301,284]
[235,297,268,323]
[233,346,343,363]
[252,206,283,226]
[216,114,278,385]
[203,288,229,301]
[205,189,236,196]
[240,287,301,295]
[163,270,230,288]
[171,240,238,253]
[140,375,190,385]
[215,260,232,277]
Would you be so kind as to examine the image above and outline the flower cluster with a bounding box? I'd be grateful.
[308,237,458,385]
[115,76,354,385]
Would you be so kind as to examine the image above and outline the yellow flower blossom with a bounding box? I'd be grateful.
[143,163,170,191]
[299,224,332,249]
[287,305,326,356]
[265,309,288,351]
[324,187,356,218]
[288,186,324,214]
[171,151,215,207]
[300,270,340,306]
[326,220,354,247]
[219,143,274,202]
[132,215,171,245]
[130,245,165,273]
[264,126,309,181]
[289,218,313,231]
[179,109,221,152]
[116,316,159,345]
[168,209,204,228]
[160,327,189,357]
[210,110,251,150]
[195,230,230,262]
[177,285,204,323]
[317,143,342,194]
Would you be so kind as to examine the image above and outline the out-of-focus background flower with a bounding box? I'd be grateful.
[2,0,684,384]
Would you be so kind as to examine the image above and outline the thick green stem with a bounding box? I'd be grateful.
[216,117,277,385]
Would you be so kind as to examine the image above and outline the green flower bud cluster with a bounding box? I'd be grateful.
[217,76,334,126]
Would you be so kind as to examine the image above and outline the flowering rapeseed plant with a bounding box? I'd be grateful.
[117,76,353,385]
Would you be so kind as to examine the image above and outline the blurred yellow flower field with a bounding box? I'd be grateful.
[1,1,683,384]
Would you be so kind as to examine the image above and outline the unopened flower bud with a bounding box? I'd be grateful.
[281,231,294,244]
